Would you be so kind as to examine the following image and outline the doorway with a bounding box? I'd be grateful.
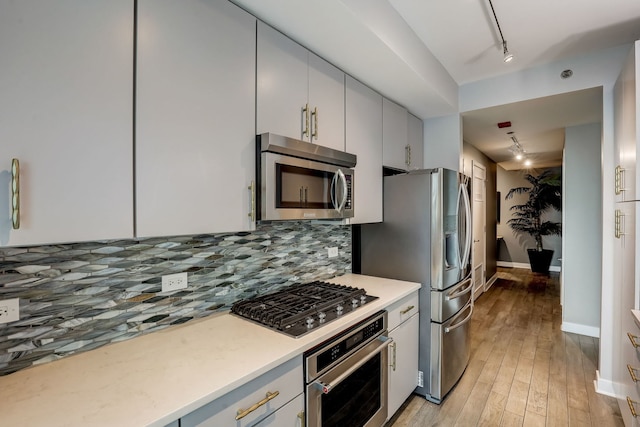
[472,162,486,300]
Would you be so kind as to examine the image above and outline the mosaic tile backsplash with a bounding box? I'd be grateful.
[0,221,351,376]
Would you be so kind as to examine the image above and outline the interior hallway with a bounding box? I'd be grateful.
[388,267,623,426]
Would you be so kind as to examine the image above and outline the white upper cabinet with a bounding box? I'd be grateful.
[257,22,345,151]
[0,0,134,247]
[614,41,639,202]
[382,98,409,171]
[136,0,256,237]
[345,76,383,224]
[407,113,424,170]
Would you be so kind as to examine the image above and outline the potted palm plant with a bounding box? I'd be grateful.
[505,170,562,273]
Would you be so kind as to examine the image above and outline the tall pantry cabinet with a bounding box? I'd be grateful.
[0,1,134,246]
[613,40,640,426]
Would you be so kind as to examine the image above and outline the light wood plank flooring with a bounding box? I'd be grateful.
[388,267,623,427]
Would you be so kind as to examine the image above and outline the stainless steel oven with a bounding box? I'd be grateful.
[256,132,356,221]
[304,311,391,427]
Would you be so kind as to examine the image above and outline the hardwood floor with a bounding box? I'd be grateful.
[387,267,623,427]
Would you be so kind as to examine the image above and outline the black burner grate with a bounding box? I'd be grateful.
[231,281,376,337]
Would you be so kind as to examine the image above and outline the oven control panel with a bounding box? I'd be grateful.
[306,311,386,378]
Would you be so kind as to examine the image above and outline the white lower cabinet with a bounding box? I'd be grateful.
[180,356,303,427]
[386,291,420,419]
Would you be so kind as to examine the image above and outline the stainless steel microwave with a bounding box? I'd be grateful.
[256,133,356,221]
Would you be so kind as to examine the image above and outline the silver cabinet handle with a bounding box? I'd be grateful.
[628,396,639,417]
[628,332,640,348]
[311,107,318,140]
[11,158,20,229]
[248,181,255,222]
[315,336,393,394]
[235,390,279,420]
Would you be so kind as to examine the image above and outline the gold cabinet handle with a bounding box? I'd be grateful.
[248,181,255,222]
[297,411,305,427]
[615,209,625,238]
[628,396,639,417]
[311,107,318,140]
[390,341,397,371]
[628,332,640,348]
[628,364,640,382]
[302,104,310,138]
[11,158,20,229]
[616,165,626,195]
[405,144,411,168]
[400,305,415,315]
[235,390,279,420]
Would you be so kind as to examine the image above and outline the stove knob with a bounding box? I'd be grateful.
[336,304,343,315]
[352,298,359,307]
[360,295,367,304]
[306,317,315,328]
[318,312,326,323]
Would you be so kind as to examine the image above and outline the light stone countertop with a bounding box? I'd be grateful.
[0,274,420,427]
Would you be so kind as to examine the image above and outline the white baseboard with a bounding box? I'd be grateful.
[561,321,600,338]
[496,261,561,272]
[594,370,617,397]
[484,274,497,291]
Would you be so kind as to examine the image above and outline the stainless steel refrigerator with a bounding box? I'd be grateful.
[360,168,473,403]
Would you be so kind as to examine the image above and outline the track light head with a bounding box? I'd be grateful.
[503,41,514,63]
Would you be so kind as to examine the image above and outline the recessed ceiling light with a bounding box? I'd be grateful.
[524,159,532,166]
[561,69,573,79]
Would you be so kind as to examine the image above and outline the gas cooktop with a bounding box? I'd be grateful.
[230,281,378,337]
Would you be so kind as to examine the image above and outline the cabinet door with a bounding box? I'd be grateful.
[382,98,409,171]
[136,0,256,237]
[388,313,420,419]
[614,42,638,202]
[345,76,382,224]
[0,0,133,246]
[257,22,309,141]
[308,52,345,151]
[407,113,424,170]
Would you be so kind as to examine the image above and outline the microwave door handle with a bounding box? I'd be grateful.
[336,169,348,213]
[330,172,338,210]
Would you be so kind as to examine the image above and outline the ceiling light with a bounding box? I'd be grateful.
[503,41,514,63]
[524,159,532,167]
[488,0,514,64]
[515,153,523,160]
[508,134,526,160]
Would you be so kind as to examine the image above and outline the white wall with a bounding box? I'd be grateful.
[423,113,462,171]
[459,44,630,395]
[562,122,603,336]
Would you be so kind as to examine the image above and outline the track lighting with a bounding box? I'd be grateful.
[508,135,526,161]
[488,0,514,63]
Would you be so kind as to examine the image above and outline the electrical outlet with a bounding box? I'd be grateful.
[0,298,20,324]
[161,272,188,292]
[327,247,339,258]
[417,370,424,387]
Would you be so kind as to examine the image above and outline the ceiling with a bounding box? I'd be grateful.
[231,0,640,170]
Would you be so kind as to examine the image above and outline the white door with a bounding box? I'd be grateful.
[472,162,487,299]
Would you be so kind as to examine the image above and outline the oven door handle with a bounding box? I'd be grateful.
[315,336,393,395]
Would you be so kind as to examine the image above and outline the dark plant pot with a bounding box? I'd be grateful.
[527,249,554,274]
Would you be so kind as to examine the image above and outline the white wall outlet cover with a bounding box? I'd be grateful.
[327,247,339,258]
[0,298,20,324]
[161,272,188,292]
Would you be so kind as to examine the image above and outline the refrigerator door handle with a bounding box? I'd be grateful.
[445,276,473,301]
[444,303,473,333]
[460,181,472,269]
